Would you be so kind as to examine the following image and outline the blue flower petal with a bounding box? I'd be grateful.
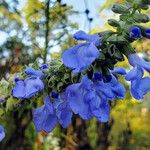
[80,75,93,90]
[138,77,150,95]
[24,67,44,78]
[96,100,110,122]
[32,96,57,132]
[12,80,26,98]
[112,67,126,75]
[112,83,126,99]
[73,30,101,46]
[25,77,44,98]
[125,67,144,81]
[132,77,150,99]
[129,26,142,39]
[66,83,92,120]
[0,125,5,142]
[89,95,101,117]
[144,28,150,39]
[54,94,72,128]
[62,43,100,73]
[93,72,102,81]
[128,53,150,73]
[96,82,115,100]
[140,60,150,73]
[131,79,142,99]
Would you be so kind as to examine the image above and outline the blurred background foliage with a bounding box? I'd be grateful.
[0,0,150,150]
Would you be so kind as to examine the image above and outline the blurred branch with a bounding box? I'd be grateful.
[44,0,50,63]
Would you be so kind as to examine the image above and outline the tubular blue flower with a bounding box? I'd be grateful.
[111,67,127,75]
[53,93,72,128]
[12,77,44,99]
[73,30,101,46]
[0,125,5,142]
[32,96,57,132]
[62,31,101,73]
[143,28,150,39]
[129,26,142,39]
[131,77,150,99]
[128,53,150,73]
[24,67,45,78]
[126,53,150,99]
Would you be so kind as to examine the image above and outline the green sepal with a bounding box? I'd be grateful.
[57,82,64,92]
[107,44,124,61]
[106,34,128,44]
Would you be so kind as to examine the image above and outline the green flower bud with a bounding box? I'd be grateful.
[112,4,129,14]
[133,13,149,23]
[108,19,120,27]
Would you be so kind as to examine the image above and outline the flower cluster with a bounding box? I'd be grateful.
[12,66,47,99]
[0,0,150,143]
[7,30,150,135]
[62,31,101,73]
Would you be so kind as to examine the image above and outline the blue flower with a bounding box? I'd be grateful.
[53,93,72,128]
[33,95,72,132]
[0,125,5,142]
[66,74,125,122]
[126,53,150,99]
[12,67,45,99]
[73,30,101,46]
[130,26,142,39]
[62,31,101,73]
[12,77,44,99]
[96,74,126,100]
[32,96,57,132]
[111,67,127,75]
[24,67,45,78]
[143,28,150,39]
[131,77,150,99]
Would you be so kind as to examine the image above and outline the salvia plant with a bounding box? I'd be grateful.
[0,0,150,141]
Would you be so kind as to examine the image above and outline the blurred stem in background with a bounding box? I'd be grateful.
[44,0,50,63]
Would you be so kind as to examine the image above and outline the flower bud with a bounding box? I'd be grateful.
[112,4,129,14]
[108,19,120,27]
[133,13,149,23]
